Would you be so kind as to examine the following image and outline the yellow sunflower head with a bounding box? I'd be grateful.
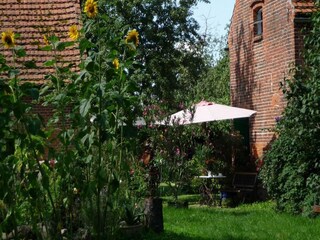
[112,58,119,70]
[84,0,98,18]
[125,29,139,47]
[43,35,49,45]
[1,30,15,48]
[69,25,79,41]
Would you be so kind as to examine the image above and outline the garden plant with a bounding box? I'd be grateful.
[0,0,261,239]
[260,7,320,215]
[0,0,145,238]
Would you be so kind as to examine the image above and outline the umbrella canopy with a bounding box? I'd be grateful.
[134,117,146,126]
[158,101,256,125]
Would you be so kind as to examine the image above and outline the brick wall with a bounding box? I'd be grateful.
[24,95,73,152]
[0,0,81,84]
[228,0,302,161]
[0,0,81,154]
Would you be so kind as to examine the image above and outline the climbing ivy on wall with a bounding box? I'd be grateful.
[260,8,320,215]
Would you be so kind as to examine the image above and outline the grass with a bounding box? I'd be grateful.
[162,194,201,204]
[140,201,320,240]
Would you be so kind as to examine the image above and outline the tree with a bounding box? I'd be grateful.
[89,0,211,110]
[195,46,230,104]
[191,23,230,103]
[260,8,320,215]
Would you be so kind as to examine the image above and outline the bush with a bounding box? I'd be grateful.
[260,9,320,215]
[260,133,317,214]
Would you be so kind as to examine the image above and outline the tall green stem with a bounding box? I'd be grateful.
[96,17,103,239]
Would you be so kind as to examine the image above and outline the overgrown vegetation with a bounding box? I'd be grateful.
[0,0,252,239]
[0,0,145,238]
[0,0,230,239]
[260,8,320,215]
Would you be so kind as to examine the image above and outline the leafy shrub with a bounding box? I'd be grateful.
[260,9,320,215]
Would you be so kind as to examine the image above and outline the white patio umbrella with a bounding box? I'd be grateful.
[157,100,256,125]
[133,117,146,126]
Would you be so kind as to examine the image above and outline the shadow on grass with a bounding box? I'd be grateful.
[192,206,252,217]
[228,211,251,217]
[215,235,256,240]
[139,230,208,240]
[137,230,256,240]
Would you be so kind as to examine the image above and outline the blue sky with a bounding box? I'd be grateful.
[192,0,235,37]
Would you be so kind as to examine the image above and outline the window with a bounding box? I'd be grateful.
[253,8,263,36]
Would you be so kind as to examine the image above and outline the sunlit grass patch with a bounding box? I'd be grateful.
[141,201,320,240]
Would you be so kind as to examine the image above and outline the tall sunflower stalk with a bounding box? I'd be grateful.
[74,0,141,238]
[0,0,142,238]
[1,30,60,238]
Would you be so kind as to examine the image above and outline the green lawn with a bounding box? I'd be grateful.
[141,201,320,240]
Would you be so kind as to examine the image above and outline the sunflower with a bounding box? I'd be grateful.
[1,30,15,48]
[69,25,79,41]
[125,29,139,47]
[43,35,49,45]
[84,0,98,18]
[112,58,119,70]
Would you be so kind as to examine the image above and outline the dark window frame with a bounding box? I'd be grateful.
[253,8,263,36]
[250,0,264,42]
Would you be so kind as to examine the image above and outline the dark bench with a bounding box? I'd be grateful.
[221,172,258,203]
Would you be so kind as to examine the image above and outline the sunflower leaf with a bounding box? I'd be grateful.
[14,47,26,57]
[79,38,95,55]
[40,45,53,51]
[48,35,59,44]
[44,60,56,67]
[24,61,37,69]
[80,98,91,117]
[56,41,74,51]
[8,69,20,78]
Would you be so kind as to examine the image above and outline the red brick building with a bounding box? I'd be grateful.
[228,0,315,163]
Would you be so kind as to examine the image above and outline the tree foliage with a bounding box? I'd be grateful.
[90,0,211,109]
[195,49,230,104]
[260,9,320,215]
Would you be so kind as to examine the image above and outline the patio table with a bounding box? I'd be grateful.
[198,174,226,206]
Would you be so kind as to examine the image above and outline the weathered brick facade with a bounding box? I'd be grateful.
[228,0,315,162]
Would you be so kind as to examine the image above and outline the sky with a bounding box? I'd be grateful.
[192,0,235,38]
